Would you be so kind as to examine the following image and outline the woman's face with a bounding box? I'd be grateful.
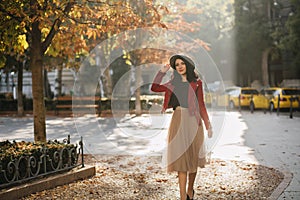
[175,58,186,75]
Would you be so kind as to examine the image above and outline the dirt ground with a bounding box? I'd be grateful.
[22,154,284,200]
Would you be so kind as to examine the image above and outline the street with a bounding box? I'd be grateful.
[0,110,299,199]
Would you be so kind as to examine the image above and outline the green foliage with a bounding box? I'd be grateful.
[275,0,300,75]
[234,0,273,83]
[0,1,28,55]
[186,0,235,42]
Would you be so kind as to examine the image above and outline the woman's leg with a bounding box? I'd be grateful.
[187,171,197,198]
[178,171,187,200]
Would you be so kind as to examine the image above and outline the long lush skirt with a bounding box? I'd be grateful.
[166,107,206,173]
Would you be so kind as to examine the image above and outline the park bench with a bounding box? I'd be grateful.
[54,96,102,116]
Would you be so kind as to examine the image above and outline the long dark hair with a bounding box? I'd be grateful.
[171,60,198,84]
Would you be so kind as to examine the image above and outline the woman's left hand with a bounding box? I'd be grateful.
[208,126,213,138]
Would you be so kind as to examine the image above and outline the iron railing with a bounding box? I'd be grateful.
[0,135,84,189]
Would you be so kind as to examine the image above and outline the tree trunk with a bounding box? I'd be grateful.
[103,69,112,98]
[44,69,53,99]
[5,72,9,91]
[31,21,46,142]
[17,61,24,117]
[135,66,142,115]
[262,48,271,86]
[55,65,62,97]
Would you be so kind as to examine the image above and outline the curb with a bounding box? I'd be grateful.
[0,165,96,200]
[268,170,293,200]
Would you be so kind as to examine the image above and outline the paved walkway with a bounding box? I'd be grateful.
[213,111,300,200]
[0,110,299,199]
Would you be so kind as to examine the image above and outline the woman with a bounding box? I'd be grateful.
[151,55,213,200]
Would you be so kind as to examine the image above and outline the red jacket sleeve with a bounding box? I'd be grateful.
[151,71,168,92]
[197,80,210,130]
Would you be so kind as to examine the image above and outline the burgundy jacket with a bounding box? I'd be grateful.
[151,71,210,130]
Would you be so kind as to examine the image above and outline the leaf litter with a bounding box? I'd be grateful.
[22,155,284,200]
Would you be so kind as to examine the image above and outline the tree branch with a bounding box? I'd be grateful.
[41,2,74,54]
[0,7,23,23]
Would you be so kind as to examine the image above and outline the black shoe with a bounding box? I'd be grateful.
[187,190,194,200]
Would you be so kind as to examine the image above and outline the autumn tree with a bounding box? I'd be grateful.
[0,5,29,116]
[154,0,235,83]
[0,0,164,142]
[118,0,212,114]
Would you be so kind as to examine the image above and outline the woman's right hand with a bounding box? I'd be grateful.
[160,64,171,73]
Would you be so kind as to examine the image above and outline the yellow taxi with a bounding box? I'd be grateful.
[261,87,300,111]
[204,92,212,106]
[217,87,269,110]
[203,83,218,107]
[216,86,240,108]
[249,92,269,111]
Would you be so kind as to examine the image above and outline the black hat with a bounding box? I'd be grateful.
[169,55,195,70]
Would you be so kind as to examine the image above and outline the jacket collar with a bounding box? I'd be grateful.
[190,81,199,91]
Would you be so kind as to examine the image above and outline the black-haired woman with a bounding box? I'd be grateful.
[151,55,213,200]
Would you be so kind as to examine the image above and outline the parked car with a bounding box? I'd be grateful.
[249,92,269,111]
[204,91,213,106]
[204,86,218,107]
[216,87,267,110]
[261,87,300,111]
[216,86,240,108]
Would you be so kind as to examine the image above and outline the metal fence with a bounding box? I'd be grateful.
[0,135,84,189]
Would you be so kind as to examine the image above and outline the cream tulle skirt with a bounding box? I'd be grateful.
[164,107,206,173]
